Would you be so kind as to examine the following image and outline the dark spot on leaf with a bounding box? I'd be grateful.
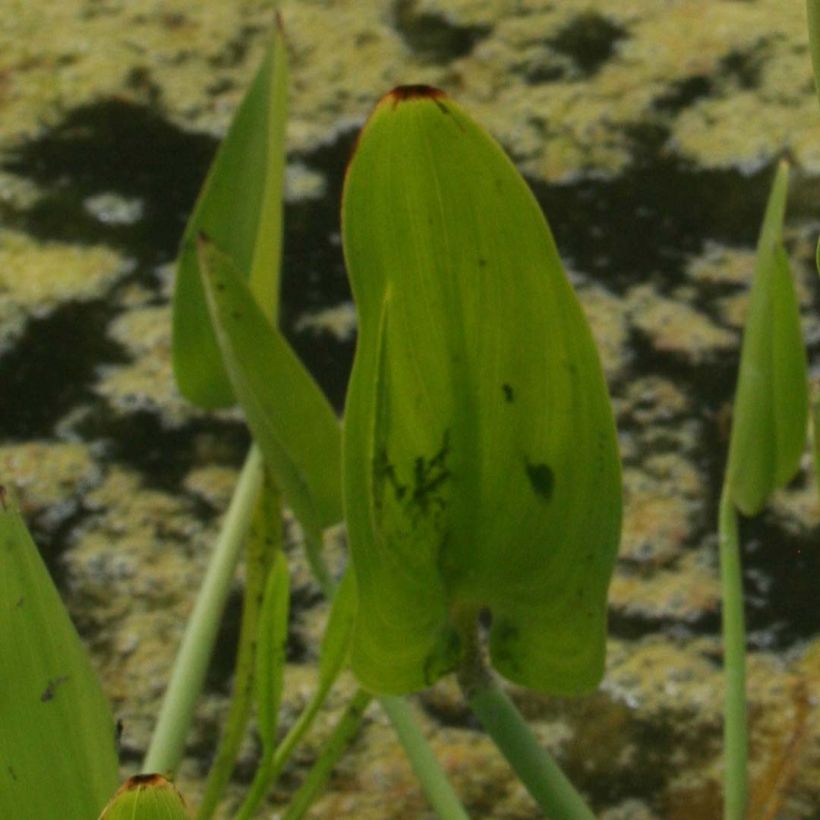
[494,618,519,643]
[0,484,6,509]
[215,281,225,291]
[40,674,69,703]
[411,431,451,512]
[478,256,487,267]
[8,765,17,782]
[230,310,242,321]
[502,383,514,403]
[491,619,521,671]
[526,461,554,502]
[15,596,24,608]
[373,447,408,507]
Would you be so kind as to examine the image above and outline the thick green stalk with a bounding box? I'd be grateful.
[143,445,264,775]
[378,696,470,820]
[456,611,594,820]
[718,486,748,820]
[281,689,374,820]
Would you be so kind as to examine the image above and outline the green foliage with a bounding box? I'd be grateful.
[255,550,290,751]
[0,501,119,819]
[342,87,622,696]
[196,237,343,533]
[318,570,356,687]
[172,22,287,408]
[98,775,189,819]
[724,161,808,516]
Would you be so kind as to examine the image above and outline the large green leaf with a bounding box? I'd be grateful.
[341,87,622,696]
[173,20,287,408]
[0,501,119,818]
[196,237,343,532]
[725,161,808,516]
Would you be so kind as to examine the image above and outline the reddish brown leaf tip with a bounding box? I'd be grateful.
[384,85,447,106]
[123,773,167,790]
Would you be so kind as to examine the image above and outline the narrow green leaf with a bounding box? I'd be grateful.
[813,396,820,499]
[98,775,189,819]
[173,20,287,408]
[0,500,119,819]
[318,569,356,688]
[196,237,343,532]
[342,87,622,695]
[255,550,290,751]
[726,161,808,516]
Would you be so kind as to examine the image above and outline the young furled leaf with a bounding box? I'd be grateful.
[0,500,119,819]
[173,21,287,408]
[725,161,808,516]
[196,237,343,533]
[342,87,621,696]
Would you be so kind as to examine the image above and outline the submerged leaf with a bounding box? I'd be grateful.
[0,499,119,819]
[725,161,808,516]
[98,774,189,819]
[173,21,287,408]
[196,237,343,532]
[342,87,622,695]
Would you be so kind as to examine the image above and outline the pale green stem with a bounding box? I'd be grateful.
[277,551,468,819]
[718,485,748,820]
[281,689,373,820]
[456,610,594,820]
[143,445,264,776]
[379,696,470,820]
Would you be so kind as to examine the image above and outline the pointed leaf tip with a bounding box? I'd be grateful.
[384,85,447,105]
[726,161,808,515]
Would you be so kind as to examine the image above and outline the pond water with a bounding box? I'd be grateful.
[1,2,819,818]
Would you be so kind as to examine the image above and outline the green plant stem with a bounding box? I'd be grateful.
[378,696,470,820]
[456,610,594,820]
[718,485,748,820]
[196,473,280,819]
[281,689,373,820]
[236,679,335,820]
[143,445,264,776]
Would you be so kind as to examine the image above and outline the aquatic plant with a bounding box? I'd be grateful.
[718,161,808,820]
[2,11,816,820]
